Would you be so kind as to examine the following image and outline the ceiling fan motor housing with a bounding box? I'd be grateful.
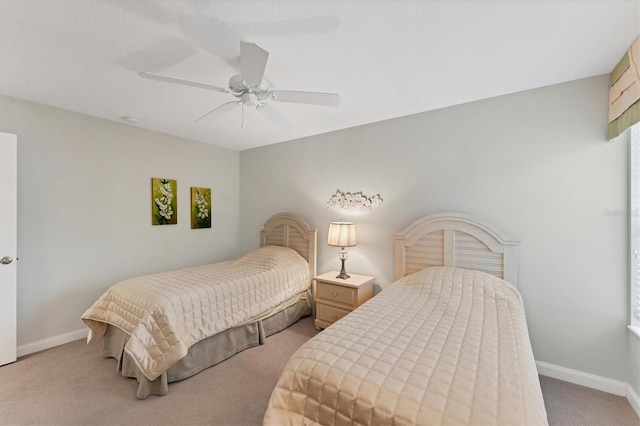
[229,74,255,93]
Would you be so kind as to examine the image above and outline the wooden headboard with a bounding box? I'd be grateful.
[393,212,520,287]
[260,212,317,280]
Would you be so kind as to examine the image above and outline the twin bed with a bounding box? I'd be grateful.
[264,213,548,425]
[82,211,547,425]
[82,213,317,399]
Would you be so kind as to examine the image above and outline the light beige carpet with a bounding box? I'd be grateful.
[0,316,638,425]
[540,374,639,426]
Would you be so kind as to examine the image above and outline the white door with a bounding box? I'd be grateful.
[0,132,17,366]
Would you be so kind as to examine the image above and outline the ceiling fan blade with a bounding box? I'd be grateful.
[269,90,341,107]
[256,105,292,129]
[240,41,269,88]
[139,72,229,93]
[196,101,241,122]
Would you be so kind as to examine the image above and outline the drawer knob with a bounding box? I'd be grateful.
[331,315,338,320]
[331,291,338,297]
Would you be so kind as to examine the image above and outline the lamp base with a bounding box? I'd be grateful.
[336,256,350,280]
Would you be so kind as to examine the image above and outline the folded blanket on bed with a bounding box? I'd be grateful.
[82,245,309,381]
[264,266,548,426]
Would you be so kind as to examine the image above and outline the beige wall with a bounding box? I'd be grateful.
[0,94,240,346]
[240,75,630,383]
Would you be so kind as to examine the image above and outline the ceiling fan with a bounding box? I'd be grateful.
[139,41,341,128]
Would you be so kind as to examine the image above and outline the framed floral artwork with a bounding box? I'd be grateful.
[151,178,177,225]
[191,187,211,229]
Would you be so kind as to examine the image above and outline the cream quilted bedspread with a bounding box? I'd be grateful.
[264,266,548,426]
[82,246,309,381]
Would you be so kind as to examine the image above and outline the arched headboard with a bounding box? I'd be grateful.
[393,212,520,286]
[260,213,317,281]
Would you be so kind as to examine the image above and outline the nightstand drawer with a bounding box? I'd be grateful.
[316,303,351,324]
[316,282,355,307]
[313,272,375,329]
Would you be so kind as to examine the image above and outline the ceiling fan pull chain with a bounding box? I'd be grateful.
[241,103,245,128]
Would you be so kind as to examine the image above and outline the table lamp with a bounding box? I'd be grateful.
[327,221,357,279]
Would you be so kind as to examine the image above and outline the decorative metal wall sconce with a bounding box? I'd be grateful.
[326,189,383,213]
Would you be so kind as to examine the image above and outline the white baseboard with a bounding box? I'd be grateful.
[17,328,88,357]
[536,361,627,396]
[627,384,640,418]
[537,361,640,417]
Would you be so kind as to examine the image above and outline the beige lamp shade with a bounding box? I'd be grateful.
[327,222,357,248]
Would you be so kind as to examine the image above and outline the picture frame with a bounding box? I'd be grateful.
[191,187,211,229]
[151,178,177,225]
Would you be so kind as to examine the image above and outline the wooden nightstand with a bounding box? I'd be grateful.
[314,271,374,329]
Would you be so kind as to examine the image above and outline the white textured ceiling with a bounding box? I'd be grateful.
[0,0,638,151]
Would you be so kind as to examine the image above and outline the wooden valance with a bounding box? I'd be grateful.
[609,35,640,140]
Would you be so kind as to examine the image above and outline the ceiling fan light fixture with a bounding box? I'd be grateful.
[241,92,258,106]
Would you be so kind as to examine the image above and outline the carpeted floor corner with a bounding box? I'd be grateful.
[540,374,639,426]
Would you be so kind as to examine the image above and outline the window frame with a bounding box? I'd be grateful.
[630,123,640,336]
